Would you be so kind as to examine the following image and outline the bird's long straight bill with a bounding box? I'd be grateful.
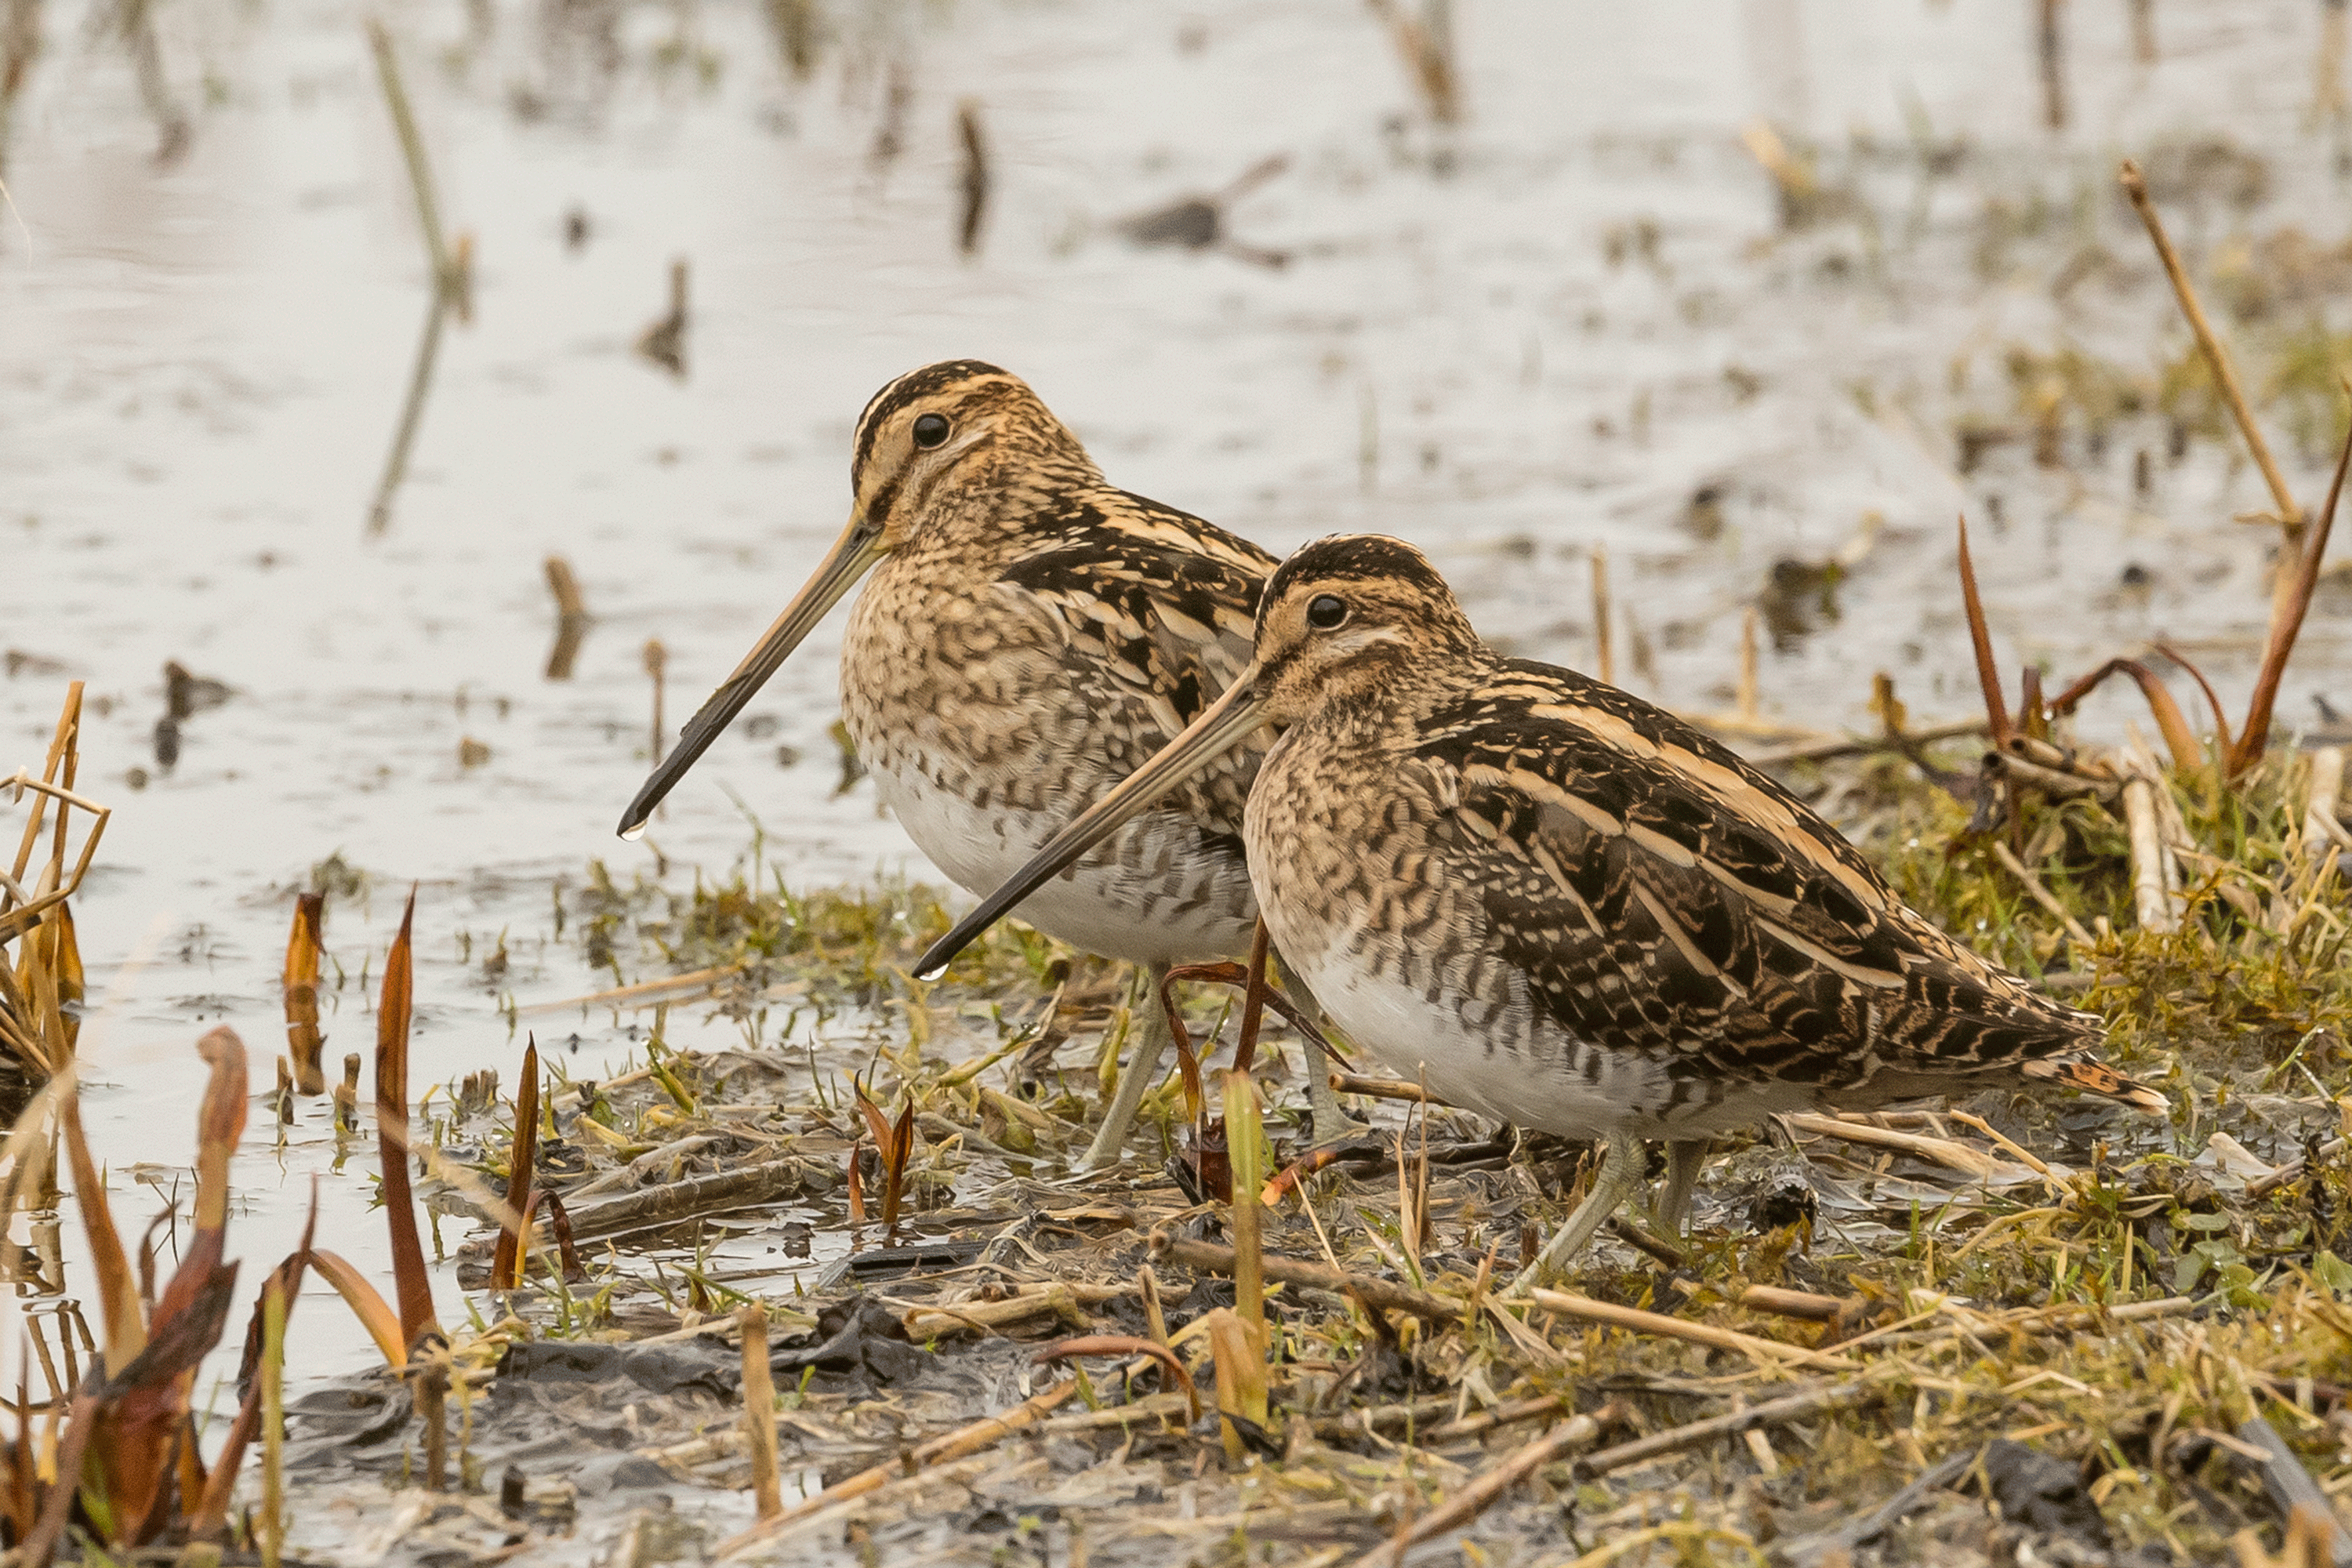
[913,670,1273,978]
[616,512,886,839]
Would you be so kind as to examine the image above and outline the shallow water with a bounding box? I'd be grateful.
[5,0,2352,1396]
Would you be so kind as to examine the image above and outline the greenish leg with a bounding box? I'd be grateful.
[1080,960,1172,1172]
[1657,1138,1709,1236]
[1276,971,1369,1145]
[1502,1132,1645,1296]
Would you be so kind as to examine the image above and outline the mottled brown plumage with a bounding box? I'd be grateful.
[619,361,1351,1165]
[917,533,2165,1276]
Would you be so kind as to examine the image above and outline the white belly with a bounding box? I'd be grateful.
[876,764,1256,967]
[1282,924,1816,1139]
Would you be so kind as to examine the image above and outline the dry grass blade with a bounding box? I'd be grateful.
[0,775,111,948]
[365,19,452,291]
[2233,383,2352,775]
[1990,840,2096,949]
[376,889,437,1347]
[492,1038,540,1291]
[1574,1379,1880,1479]
[1955,516,2012,747]
[1525,1287,1860,1371]
[61,1082,143,1371]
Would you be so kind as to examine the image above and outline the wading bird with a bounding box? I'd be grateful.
[915,533,2165,1279]
[617,361,1352,1164]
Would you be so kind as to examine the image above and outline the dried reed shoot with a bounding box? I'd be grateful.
[258,1279,285,1568]
[376,889,439,1346]
[2119,160,2301,542]
[1955,517,2011,747]
[851,1077,915,1228]
[491,1038,540,1291]
[739,1304,782,1519]
[281,892,324,1094]
[1231,920,1272,1076]
[2232,383,2352,774]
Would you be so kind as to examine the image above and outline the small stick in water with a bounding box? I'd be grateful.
[739,1305,783,1520]
[365,20,455,292]
[956,99,989,258]
[637,260,689,377]
[2118,158,2304,604]
[544,557,591,681]
[1737,607,1759,720]
[1590,545,1614,688]
[644,640,669,771]
[2038,0,2067,129]
[334,1051,361,1131]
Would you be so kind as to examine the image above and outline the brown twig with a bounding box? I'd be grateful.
[2118,158,2305,604]
[955,99,989,257]
[491,1039,539,1291]
[1329,1072,1448,1104]
[2231,383,2352,774]
[376,889,438,1347]
[1955,517,2011,748]
[1525,1287,1860,1371]
[739,1305,782,1521]
[365,20,454,290]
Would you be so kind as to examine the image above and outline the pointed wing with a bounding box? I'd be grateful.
[1420,664,2101,1093]
[998,489,1274,835]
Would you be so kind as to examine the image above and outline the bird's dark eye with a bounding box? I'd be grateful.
[912,413,952,449]
[1305,594,1348,630]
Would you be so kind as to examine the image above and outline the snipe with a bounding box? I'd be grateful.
[618,361,1352,1164]
[916,534,2166,1280]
